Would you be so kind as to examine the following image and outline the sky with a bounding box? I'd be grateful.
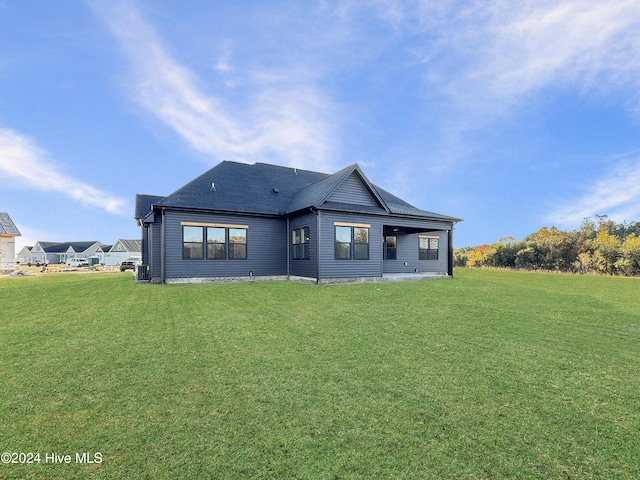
[2,1,640,252]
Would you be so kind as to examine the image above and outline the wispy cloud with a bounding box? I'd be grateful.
[546,154,640,227]
[470,1,640,103]
[87,0,339,171]
[0,128,128,214]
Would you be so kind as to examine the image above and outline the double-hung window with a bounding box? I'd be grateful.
[334,223,370,260]
[182,223,247,260]
[229,229,247,259]
[419,236,439,260]
[292,227,310,260]
[207,227,226,259]
[183,226,204,259]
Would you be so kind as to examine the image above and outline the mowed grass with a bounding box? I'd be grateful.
[0,270,639,479]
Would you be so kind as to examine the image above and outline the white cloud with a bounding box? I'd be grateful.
[0,128,128,214]
[475,1,640,101]
[88,0,340,172]
[340,1,640,122]
[546,155,640,227]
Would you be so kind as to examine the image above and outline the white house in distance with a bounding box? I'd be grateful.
[30,241,103,265]
[16,245,32,263]
[22,239,142,266]
[102,239,141,266]
[0,212,20,274]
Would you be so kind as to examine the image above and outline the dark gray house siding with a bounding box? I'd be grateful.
[150,222,162,279]
[317,211,384,279]
[325,172,381,207]
[288,211,318,279]
[162,210,287,281]
[135,161,461,283]
[383,231,448,274]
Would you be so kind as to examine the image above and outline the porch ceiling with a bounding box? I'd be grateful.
[383,225,441,235]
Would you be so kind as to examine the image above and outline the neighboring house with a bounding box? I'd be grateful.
[0,212,20,274]
[135,161,461,284]
[30,241,103,264]
[16,245,33,263]
[95,244,112,265]
[103,239,141,266]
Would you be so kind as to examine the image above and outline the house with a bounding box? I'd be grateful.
[102,239,142,266]
[135,161,461,284]
[30,241,103,264]
[0,212,20,274]
[16,245,32,264]
[95,244,112,265]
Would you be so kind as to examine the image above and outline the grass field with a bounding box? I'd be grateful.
[1,269,638,479]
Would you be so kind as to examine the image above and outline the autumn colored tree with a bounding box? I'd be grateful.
[455,215,640,277]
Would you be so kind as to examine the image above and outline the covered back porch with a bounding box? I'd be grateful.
[382,225,454,276]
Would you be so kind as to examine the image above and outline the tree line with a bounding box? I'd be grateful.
[455,216,640,276]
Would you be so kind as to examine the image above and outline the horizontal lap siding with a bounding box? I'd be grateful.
[150,223,162,279]
[318,212,383,279]
[163,210,287,279]
[383,231,448,274]
[289,211,317,279]
[327,173,380,206]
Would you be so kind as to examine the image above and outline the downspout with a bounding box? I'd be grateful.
[161,208,166,283]
[316,209,321,284]
[286,217,290,279]
[448,228,454,277]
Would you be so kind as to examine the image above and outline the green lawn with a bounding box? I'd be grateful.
[1,269,639,479]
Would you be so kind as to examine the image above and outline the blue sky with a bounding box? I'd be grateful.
[2,1,640,252]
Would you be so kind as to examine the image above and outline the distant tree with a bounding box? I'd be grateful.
[589,230,622,275]
[486,237,521,268]
[617,234,640,276]
[466,244,494,268]
[455,214,640,276]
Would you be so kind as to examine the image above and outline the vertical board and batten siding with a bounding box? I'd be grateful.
[325,172,381,207]
[383,231,448,274]
[289,211,318,279]
[318,212,384,279]
[162,210,287,279]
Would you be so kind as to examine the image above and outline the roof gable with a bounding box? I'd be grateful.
[0,212,20,236]
[136,161,461,224]
[112,239,141,252]
[286,164,389,214]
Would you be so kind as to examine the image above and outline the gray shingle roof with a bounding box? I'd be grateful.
[140,161,460,223]
[116,239,142,252]
[37,241,101,253]
[0,212,20,236]
[135,194,164,219]
[155,162,326,215]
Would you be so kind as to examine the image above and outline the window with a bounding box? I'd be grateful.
[182,223,247,260]
[229,228,247,259]
[385,236,397,260]
[335,226,352,259]
[292,227,310,260]
[419,236,439,260]
[207,227,225,259]
[183,226,204,259]
[335,225,369,260]
[354,228,369,260]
